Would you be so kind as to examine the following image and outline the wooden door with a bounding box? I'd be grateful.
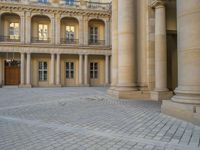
[5,66,20,85]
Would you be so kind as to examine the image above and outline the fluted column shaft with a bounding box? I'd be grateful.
[55,14,60,45]
[84,54,88,85]
[105,19,110,46]
[20,15,25,43]
[83,17,88,45]
[172,0,200,104]
[117,0,137,89]
[154,2,168,91]
[56,54,61,85]
[20,53,25,85]
[79,54,83,85]
[105,55,109,85]
[50,53,55,85]
[79,17,84,45]
[26,53,31,85]
[51,16,55,44]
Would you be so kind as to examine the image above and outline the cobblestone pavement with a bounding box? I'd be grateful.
[0,87,200,150]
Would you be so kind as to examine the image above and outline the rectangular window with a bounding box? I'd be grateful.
[38,24,48,41]
[38,0,48,3]
[90,62,98,79]
[38,62,48,81]
[90,27,98,43]
[9,22,19,40]
[66,26,75,41]
[66,0,74,5]
[66,62,74,79]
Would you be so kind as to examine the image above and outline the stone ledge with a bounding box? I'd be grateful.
[151,91,173,101]
[161,100,200,126]
[108,88,151,100]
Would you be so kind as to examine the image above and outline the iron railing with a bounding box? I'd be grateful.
[31,37,51,43]
[0,36,20,42]
[89,39,105,46]
[61,38,79,45]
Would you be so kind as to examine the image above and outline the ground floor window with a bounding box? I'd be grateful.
[66,62,74,79]
[90,62,98,79]
[38,61,47,81]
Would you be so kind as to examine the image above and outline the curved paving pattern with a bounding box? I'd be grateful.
[0,88,200,150]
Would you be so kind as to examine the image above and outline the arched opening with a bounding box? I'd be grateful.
[88,19,105,45]
[0,13,20,42]
[60,17,79,44]
[31,15,51,43]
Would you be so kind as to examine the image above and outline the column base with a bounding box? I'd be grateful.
[161,100,200,126]
[19,84,32,88]
[49,84,62,87]
[108,87,150,100]
[151,91,173,101]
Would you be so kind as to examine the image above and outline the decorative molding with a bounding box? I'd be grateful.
[150,0,166,8]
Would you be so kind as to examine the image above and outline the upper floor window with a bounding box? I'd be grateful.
[66,62,74,79]
[90,62,98,79]
[38,0,48,3]
[38,24,48,41]
[9,22,19,40]
[66,26,75,40]
[39,61,48,81]
[66,0,74,5]
[90,27,98,43]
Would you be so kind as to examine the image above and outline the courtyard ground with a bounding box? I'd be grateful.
[0,87,199,150]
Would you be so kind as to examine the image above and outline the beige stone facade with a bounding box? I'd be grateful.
[0,0,111,87]
[108,0,200,125]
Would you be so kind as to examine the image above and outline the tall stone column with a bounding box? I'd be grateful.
[114,0,137,96]
[51,16,55,44]
[20,14,25,43]
[105,55,109,85]
[162,0,200,125]
[20,53,25,86]
[50,53,55,85]
[79,54,83,85]
[108,0,118,90]
[26,53,31,87]
[83,17,89,45]
[105,19,110,46]
[151,0,172,100]
[0,58,2,87]
[55,14,61,45]
[25,11,31,44]
[84,54,89,86]
[56,53,61,86]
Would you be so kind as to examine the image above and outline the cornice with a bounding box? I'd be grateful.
[0,2,111,18]
[150,0,167,8]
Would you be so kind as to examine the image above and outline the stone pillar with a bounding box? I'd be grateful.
[50,53,55,85]
[105,55,109,85]
[51,16,55,44]
[26,53,31,87]
[109,0,118,89]
[84,54,89,86]
[25,11,31,44]
[79,54,83,85]
[56,53,61,86]
[151,0,172,100]
[20,53,25,86]
[83,17,89,45]
[105,19,110,46]
[115,0,137,93]
[0,58,2,87]
[79,17,84,45]
[162,0,200,125]
[20,14,25,43]
[55,14,61,45]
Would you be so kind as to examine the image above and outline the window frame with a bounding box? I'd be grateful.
[38,61,48,81]
[90,62,98,79]
[66,62,75,79]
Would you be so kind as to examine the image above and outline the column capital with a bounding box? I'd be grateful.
[151,0,166,8]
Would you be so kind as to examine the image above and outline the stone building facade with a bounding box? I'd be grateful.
[0,0,112,87]
[109,0,200,125]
